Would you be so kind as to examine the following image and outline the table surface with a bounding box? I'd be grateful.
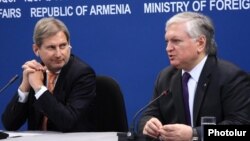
[1,131,119,141]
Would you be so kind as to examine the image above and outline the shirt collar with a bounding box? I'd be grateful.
[182,55,208,82]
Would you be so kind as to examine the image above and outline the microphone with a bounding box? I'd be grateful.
[0,74,19,94]
[118,90,168,141]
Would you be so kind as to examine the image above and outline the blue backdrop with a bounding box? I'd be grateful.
[0,0,250,130]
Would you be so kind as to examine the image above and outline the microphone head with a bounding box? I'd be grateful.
[162,91,167,96]
[10,74,19,83]
[161,90,169,96]
[0,74,19,94]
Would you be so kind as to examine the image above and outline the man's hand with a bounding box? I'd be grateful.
[143,117,163,139]
[158,124,193,141]
[19,60,45,92]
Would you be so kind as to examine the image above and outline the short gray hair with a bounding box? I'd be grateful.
[166,12,217,55]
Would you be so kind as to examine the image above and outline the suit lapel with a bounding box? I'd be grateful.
[193,74,210,126]
[171,70,187,124]
[193,56,216,126]
[53,55,73,101]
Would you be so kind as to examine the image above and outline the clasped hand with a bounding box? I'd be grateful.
[19,60,46,92]
[143,117,193,141]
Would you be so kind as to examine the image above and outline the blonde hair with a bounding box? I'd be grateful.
[33,17,70,47]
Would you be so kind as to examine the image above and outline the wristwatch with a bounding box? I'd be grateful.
[192,128,199,141]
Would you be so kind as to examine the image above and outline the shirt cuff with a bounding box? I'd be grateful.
[18,88,29,103]
[35,85,47,99]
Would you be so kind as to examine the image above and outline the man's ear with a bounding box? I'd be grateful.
[33,44,39,57]
[196,35,206,53]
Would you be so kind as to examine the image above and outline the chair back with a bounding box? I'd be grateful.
[89,75,128,132]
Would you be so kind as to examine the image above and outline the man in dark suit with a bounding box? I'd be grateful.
[2,17,96,132]
[139,12,250,141]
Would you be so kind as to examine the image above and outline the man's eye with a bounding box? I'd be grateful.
[172,39,181,43]
[45,46,55,50]
[60,45,67,49]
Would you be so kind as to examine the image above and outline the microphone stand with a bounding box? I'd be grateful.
[118,90,168,141]
[0,74,19,139]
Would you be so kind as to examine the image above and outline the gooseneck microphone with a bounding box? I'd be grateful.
[0,74,18,139]
[126,90,168,140]
[0,74,19,94]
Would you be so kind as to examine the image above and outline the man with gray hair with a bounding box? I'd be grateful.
[139,12,250,141]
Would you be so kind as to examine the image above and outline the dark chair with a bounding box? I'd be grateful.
[89,75,128,132]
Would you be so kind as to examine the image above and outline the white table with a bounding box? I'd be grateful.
[1,131,118,141]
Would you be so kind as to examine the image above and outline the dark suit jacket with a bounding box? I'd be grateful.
[2,54,96,132]
[139,55,250,137]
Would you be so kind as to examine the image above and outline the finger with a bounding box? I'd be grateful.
[150,118,163,129]
[24,68,37,74]
[144,123,160,138]
[143,127,158,139]
[23,60,44,71]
